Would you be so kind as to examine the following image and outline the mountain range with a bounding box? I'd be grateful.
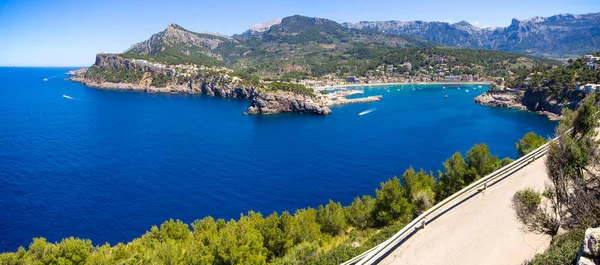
[343,12,600,58]
[123,15,434,77]
[121,13,600,76]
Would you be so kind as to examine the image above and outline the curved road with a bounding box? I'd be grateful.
[379,155,552,265]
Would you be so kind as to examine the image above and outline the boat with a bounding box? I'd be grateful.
[465,90,470,93]
[478,85,482,88]
[42,78,48,81]
[443,86,446,89]
[444,94,448,98]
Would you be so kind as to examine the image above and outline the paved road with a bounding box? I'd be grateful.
[379,155,552,265]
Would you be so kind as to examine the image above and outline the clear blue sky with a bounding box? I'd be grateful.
[1,0,598,66]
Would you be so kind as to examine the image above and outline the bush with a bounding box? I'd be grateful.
[317,200,347,236]
[151,73,169,87]
[345,195,375,229]
[515,132,547,157]
[512,188,558,235]
[372,177,413,227]
[525,229,585,265]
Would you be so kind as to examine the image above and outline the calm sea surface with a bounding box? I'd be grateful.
[0,67,556,252]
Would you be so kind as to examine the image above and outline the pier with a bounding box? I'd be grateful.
[326,95,382,106]
[317,89,382,106]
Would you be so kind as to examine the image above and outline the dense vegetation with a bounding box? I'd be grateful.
[85,65,144,84]
[515,132,547,157]
[150,73,169,87]
[1,142,519,264]
[117,15,559,81]
[513,95,599,264]
[306,47,558,78]
[121,49,225,68]
[266,82,314,96]
[506,52,600,101]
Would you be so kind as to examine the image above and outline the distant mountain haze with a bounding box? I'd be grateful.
[343,12,600,58]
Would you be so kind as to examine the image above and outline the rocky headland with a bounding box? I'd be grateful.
[247,92,331,115]
[474,88,582,120]
[473,90,526,110]
[69,54,342,115]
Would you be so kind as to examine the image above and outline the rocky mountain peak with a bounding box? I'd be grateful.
[248,18,281,33]
[270,15,345,34]
[453,20,472,27]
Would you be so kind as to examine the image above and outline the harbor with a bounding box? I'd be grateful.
[316,88,383,107]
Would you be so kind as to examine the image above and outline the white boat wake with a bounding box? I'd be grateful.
[62,95,75,100]
[43,76,57,81]
[358,108,377,116]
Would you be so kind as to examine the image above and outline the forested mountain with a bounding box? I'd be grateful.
[343,13,600,58]
[121,15,556,79]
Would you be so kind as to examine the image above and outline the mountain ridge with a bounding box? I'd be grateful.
[123,14,437,77]
[342,12,600,58]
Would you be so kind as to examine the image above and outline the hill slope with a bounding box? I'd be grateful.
[123,23,236,66]
[123,15,436,77]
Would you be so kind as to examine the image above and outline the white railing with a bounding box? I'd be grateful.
[343,134,561,265]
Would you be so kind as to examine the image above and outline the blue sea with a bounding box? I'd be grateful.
[0,67,556,252]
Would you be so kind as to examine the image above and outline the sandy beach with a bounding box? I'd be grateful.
[313,81,493,90]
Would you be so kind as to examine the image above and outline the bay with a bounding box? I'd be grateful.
[0,67,556,251]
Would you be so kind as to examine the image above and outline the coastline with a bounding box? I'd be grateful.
[473,90,562,121]
[313,81,493,90]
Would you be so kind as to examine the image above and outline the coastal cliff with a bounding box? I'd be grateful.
[247,92,331,115]
[474,88,583,119]
[473,90,525,110]
[71,54,332,115]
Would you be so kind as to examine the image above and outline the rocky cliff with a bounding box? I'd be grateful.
[247,92,331,115]
[71,54,331,115]
[474,88,583,119]
[473,90,525,110]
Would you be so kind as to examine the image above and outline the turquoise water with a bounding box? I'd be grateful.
[0,68,556,252]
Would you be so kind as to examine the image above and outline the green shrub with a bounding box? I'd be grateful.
[515,132,547,157]
[526,229,585,265]
[268,82,314,96]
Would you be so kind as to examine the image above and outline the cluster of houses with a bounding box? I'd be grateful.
[130,58,233,78]
[444,74,474,82]
[131,59,167,69]
[584,55,600,71]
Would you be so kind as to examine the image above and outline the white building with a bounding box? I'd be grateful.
[584,84,600,93]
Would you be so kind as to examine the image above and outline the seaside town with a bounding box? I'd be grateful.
[298,63,482,88]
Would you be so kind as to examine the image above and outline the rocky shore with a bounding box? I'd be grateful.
[69,54,332,115]
[474,89,582,120]
[72,74,331,116]
[247,92,331,115]
[473,90,526,110]
[70,75,255,97]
